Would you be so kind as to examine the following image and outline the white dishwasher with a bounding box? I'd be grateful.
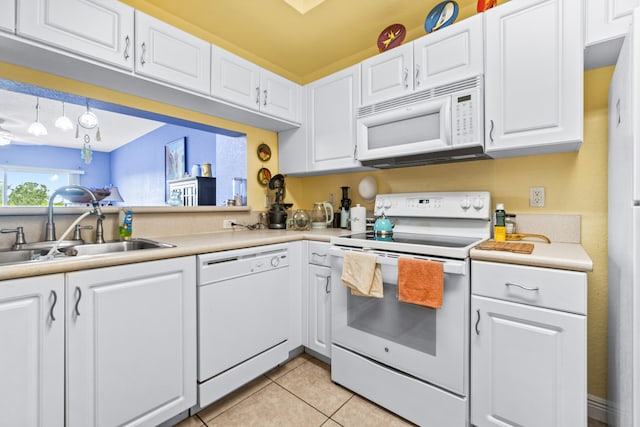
[197,243,290,408]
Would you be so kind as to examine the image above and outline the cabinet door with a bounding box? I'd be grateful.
[0,1,15,33]
[361,42,413,106]
[17,0,134,70]
[211,45,261,111]
[413,14,483,90]
[307,264,331,357]
[0,274,64,427]
[484,0,583,158]
[586,0,640,46]
[135,11,211,94]
[308,65,361,171]
[471,295,586,427]
[260,68,301,123]
[66,257,196,427]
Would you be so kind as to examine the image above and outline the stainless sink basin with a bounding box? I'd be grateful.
[62,238,175,256]
[0,249,41,266]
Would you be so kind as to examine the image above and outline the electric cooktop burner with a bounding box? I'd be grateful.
[343,232,480,248]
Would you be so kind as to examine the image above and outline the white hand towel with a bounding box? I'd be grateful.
[341,251,383,298]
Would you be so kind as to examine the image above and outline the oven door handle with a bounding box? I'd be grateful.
[330,248,466,275]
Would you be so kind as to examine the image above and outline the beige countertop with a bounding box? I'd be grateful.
[0,228,349,281]
[470,241,593,272]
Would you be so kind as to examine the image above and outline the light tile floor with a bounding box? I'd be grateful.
[176,353,414,426]
[176,353,609,427]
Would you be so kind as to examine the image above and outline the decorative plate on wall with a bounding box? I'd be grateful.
[257,143,271,161]
[424,1,459,33]
[377,24,406,53]
[257,167,271,185]
[477,0,497,13]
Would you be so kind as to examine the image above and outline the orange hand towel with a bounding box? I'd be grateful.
[398,258,443,308]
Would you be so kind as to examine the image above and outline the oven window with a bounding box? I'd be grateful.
[347,282,437,356]
[367,112,440,150]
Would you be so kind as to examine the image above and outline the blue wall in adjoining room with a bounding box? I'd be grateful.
[110,124,217,205]
[0,143,111,190]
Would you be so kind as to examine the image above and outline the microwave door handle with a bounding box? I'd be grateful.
[443,98,452,146]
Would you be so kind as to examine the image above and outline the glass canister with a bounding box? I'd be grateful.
[232,177,247,206]
[292,209,311,230]
[506,214,517,234]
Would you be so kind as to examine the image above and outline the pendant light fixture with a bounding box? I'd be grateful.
[54,101,74,131]
[27,97,48,136]
[78,100,98,129]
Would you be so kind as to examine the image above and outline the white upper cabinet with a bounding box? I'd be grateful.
[17,0,134,70]
[361,16,483,106]
[0,274,65,427]
[211,45,301,123]
[585,0,640,68]
[0,1,15,33]
[211,45,261,109]
[260,68,301,123]
[484,0,583,158]
[135,11,211,94]
[279,65,363,175]
[361,43,413,106]
[413,14,483,90]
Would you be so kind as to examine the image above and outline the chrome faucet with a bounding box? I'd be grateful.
[45,185,106,241]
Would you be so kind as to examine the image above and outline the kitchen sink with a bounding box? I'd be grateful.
[0,249,42,266]
[62,238,175,256]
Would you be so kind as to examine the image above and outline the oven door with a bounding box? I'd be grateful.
[330,246,469,395]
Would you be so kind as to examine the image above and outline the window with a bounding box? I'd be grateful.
[0,165,83,206]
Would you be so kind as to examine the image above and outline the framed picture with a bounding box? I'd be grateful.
[165,137,186,202]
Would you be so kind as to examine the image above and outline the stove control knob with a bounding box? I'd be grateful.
[383,199,392,209]
[375,199,384,209]
[473,197,484,210]
[460,198,471,210]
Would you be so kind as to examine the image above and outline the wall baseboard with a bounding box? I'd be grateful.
[589,394,610,424]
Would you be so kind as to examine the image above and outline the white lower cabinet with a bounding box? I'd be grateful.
[470,261,586,426]
[0,274,65,427]
[305,241,332,357]
[66,257,197,427]
[0,0,15,33]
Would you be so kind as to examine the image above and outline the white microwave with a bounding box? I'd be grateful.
[356,76,487,168]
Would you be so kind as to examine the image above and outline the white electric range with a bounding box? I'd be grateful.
[329,191,491,426]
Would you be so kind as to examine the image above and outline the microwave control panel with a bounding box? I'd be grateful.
[452,88,481,146]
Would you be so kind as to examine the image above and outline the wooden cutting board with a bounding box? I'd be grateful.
[474,240,534,254]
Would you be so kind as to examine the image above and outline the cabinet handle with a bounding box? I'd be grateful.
[617,98,622,127]
[353,145,357,159]
[415,65,420,87]
[475,309,480,335]
[256,87,260,105]
[74,286,82,317]
[505,282,540,292]
[312,252,327,258]
[489,119,495,142]
[325,276,331,294]
[403,67,409,89]
[263,89,268,106]
[49,290,57,322]
[140,42,146,66]
[123,35,130,60]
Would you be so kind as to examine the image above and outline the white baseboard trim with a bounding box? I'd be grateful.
[589,394,610,424]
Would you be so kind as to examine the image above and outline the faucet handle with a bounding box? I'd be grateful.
[95,218,105,244]
[1,227,27,249]
[73,225,93,242]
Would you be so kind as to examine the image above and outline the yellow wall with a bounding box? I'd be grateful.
[0,62,278,208]
[286,66,613,398]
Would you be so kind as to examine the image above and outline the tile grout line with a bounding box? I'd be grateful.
[271,380,331,422]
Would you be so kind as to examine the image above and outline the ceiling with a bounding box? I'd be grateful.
[0,88,164,152]
[122,0,478,84]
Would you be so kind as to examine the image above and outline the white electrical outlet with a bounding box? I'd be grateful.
[530,187,545,207]
[223,219,236,229]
